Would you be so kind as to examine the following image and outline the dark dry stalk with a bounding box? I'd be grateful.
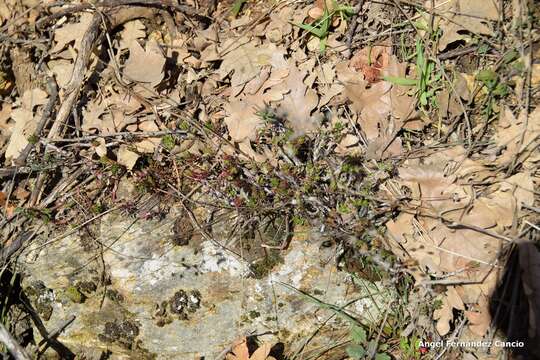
[38,0,204,28]
[0,320,32,360]
[345,0,364,58]
[45,129,187,143]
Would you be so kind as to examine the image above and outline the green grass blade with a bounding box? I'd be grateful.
[292,22,326,38]
[230,0,247,18]
[383,76,418,86]
[277,281,360,325]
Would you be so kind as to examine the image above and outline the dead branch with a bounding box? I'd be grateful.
[38,0,204,27]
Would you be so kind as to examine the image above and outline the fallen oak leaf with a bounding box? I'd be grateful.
[428,0,499,51]
[117,145,139,170]
[119,19,146,50]
[464,295,491,337]
[123,39,165,87]
[249,342,273,360]
[218,41,288,88]
[224,94,266,142]
[227,337,249,360]
[493,106,540,167]
[276,67,320,136]
[48,60,74,88]
[433,294,453,335]
[51,12,94,53]
[4,88,49,162]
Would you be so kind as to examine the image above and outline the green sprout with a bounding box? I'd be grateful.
[293,1,355,53]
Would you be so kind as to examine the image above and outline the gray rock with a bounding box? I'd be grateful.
[20,211,396,358]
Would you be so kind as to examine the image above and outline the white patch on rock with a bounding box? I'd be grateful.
[199,241,249,276]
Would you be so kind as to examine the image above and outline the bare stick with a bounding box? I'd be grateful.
[346,0,364,58]
[38,0,204,27]
[0,322,32,360]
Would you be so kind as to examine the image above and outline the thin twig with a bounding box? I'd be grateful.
[44,129,187,143]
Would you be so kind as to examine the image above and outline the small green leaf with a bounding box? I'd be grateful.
[230,0,247,18]
[293,22,326,38]
[399,337,410,351]
[476,69,497,83]
[319,37,327,53]
[502,49,519,64]
[420,92,428,106]
[383,76,418,86]
[351,325,367,344]
[346,344,366,359]
[375,353,391,360]
[161,134,175,151]
[478,43,490,54]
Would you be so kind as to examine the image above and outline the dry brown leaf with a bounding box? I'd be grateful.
[134,120,160,153]
[464,295,491,337]
[250,342,272,360]
[493,106,540,167]
[433,295,453,335]
[120,20,146,50]
[0,103,12,134]
[224,68,289,143]
[230,15,251,29]
[345,51,416,158]
[437,73,470,120]
[309,0,338,20]
[10,183,30,202]
[82,96,138,135]
[5,108,34,161]
[446,286,465,311]
[123,39,165,87]
[264,6,293,43]
[218,41,288,87]
[5,89,49,162]
[398,165,471,216]
[22,88,48,110]
[0,2,10,23]
[531,63,540,87]
[384,144,530,338]
[48,60,74,88]
[81,101,106,133]
[108,91,142,114]
[229,337,249,360]
[52,13,93,53]
[428,0,500,51]
[93,138,107,158]
[0,191,6,207]
[276,67,320,136]
[224,94,266,142]
[335,133,361,156]
[319,83,343,107]
[501,172,534,209]
[350,46,389,83]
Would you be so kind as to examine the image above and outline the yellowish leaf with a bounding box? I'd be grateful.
[117,145,139,170]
